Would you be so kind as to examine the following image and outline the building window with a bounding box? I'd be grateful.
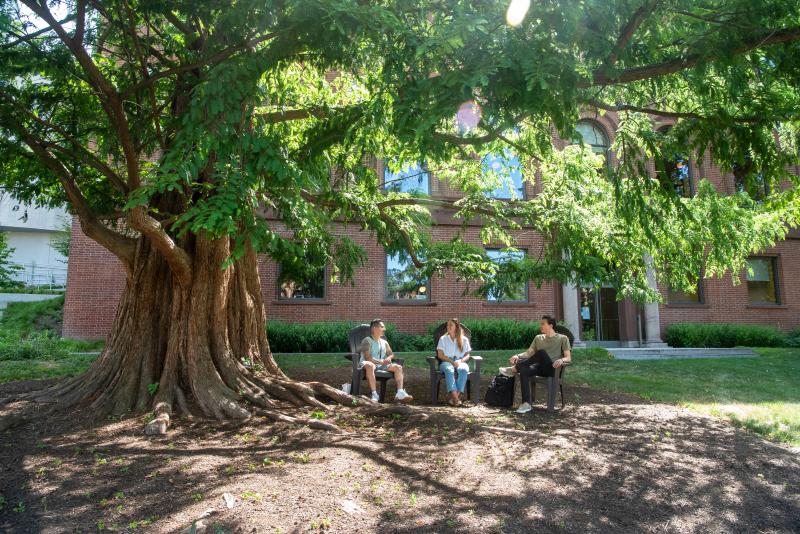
[655,126,693,197]
[277,263,326,300]
[383,163,430,195]
[486,248,527,302]
[571,120,610,168]
[735,171,769,201]
[661,156,692,197]
[667,280,704,304]
[385,253,430,301]
[746,257,779,304]
[482,149,525,199]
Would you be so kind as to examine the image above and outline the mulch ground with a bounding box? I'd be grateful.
[1,368,799,534]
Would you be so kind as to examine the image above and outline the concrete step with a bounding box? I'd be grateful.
[607,347,758,360]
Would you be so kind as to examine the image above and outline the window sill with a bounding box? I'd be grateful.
[482,301,535,307]
[745,303,787,309]
[381,300,437,306]
[665,303,710,309]
[271,300,332,306]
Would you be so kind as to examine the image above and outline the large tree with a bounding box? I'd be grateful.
[1,0,798,432]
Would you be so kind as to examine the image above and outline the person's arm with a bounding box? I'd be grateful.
[553,337,572,368]
[510,338,536,364]
[384,341,394,363]
[460,338,472,364]
[436,337,448,362]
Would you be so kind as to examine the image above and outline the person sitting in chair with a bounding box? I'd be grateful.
[359,319,413,403]
[436,318,472,407]
[498,315,571,414]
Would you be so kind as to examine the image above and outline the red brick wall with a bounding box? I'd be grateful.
[63,221,557,339]
[658,239,800,333]
[259,226,556,334]
[62,219,127,340]
[62,109,800,339]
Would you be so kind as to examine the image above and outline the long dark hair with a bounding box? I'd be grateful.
[448,318,463,351]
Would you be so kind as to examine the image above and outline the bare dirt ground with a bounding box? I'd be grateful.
[1,368,799,534]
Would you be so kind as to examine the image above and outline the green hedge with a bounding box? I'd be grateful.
[664,323,787,348]
[429,318,540,351]
[266,320,431,353]
[267,317,543,353]
[786,328,800,348]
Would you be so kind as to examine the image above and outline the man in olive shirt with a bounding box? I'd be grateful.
[499,315,571,413]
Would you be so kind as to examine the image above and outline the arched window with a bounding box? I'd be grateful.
[571,120,610,168]
[656,126,693,197]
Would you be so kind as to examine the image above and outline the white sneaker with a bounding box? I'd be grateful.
[499,366,516,378]
[516,402,532,414]
[394,389,414,403]
[370,391,380,402]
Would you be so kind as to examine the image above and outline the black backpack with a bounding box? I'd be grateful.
[484,374,515,407]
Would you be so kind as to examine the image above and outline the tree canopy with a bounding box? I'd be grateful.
[1,0,799,299]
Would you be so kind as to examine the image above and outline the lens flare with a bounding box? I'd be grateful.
[506,0,531,27]
[456,100,481,132]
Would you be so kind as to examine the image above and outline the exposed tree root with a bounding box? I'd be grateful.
[1,236,428,436]
[255,408,344,433]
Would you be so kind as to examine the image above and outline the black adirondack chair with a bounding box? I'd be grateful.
[525,324,574,412]
[426,322,482,404]
[344,324,405,402]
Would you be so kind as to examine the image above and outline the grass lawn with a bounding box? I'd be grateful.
[2,345,797,447]
[275,347,800,447]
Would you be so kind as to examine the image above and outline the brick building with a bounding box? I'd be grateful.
[62,111,800,345]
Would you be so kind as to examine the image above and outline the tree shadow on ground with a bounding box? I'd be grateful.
[1,368,798,533]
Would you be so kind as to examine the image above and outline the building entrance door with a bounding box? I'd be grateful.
[579,286,621,343]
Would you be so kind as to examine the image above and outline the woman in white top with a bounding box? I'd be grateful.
[436,318,472,406]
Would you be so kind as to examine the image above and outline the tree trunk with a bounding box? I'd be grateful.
[35,233,359,434]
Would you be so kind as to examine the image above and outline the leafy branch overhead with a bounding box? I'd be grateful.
[1,0,799,299]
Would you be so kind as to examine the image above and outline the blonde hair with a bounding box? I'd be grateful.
[448,318,464,352]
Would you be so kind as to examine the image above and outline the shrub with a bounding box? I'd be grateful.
[266,320,429,353]
[429,318,541,351]
[786,328,800,348]
[267,317,548,353]
[0,331,71,361]
[267,321,356,353]
[664,323,787,348]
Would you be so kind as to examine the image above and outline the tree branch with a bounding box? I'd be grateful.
[120,31,279,99]
[583,98,765,123]
[0,90,130,193]
[254,107,328,124]
[606,1,659,67]
[3,116,136,269]
[379,211,424,268]
[1,14,77,48]
[21,0,142,189]
[585,26,800,87]
[126,207,193,286]
[73,0,86,46]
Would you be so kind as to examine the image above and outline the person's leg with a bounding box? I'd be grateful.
[389,364,413,402]
[519,365,534,404]
[387,364,404,390]
[455,362,469,393]
[440,362,457,392]
[515,349,552,371]
[363,361,377,392]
